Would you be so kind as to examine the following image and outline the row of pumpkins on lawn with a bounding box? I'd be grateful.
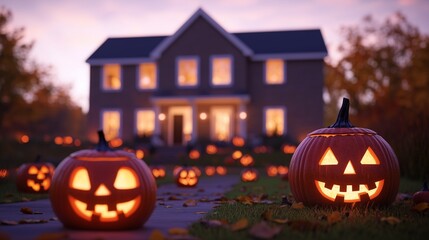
[3,98,427,231]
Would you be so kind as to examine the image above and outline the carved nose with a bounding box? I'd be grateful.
[343,161,356,175]
[95,184,111,196]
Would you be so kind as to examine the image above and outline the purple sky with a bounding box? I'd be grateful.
[2,0,428,112]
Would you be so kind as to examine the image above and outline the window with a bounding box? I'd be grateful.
[264,107,285,136]
[265,59,284,84]
[211,56,232,86]
[136,110,155,136]
[102,110,121,140]
[103,64,121,90]
[177,57,198,87]
[138,63,157,89]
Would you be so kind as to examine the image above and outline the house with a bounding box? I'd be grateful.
[86,8,327,147]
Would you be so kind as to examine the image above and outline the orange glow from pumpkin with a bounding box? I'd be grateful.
[26,165,52,191]
[315,180,384,203]
[206,144,218,154]
[216,166,227,175]
[0,169,8,179]
[232,150,243,160]
[177,169,198,187]
[282,144,296,154]
[151,167,166,179]
[109,138,123,148]
[232,137,245,147]
[205,166,216,176]
[20,135,30,144]
[54,136,64,145]
[189,149,200,160]
[266,165,278,177]
[277,166,288,176]
[239,154,254,167]
[64,136,73,145]
[241,169,258,182]
[135,149,145,159]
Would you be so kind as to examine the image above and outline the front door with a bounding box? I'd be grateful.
[173,115,184,145]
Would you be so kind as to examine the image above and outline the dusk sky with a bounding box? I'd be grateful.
[2,0,428,112]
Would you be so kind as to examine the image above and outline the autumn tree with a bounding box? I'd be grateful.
[0,7,85,139]
[325,12,429,179]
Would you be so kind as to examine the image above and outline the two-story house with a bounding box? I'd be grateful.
[86,8,327,146]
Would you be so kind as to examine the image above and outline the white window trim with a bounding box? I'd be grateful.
[101,64,123,92]
[263,59,287,85]
[209,54,234,88]
[262,106,287,135]
[100,108,123,139]
[136,62,158,91]
[176,56,200,88]
[134,108,155,136]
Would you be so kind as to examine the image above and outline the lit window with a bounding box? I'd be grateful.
[211,56,232,86]
[177,57,198,87]
[102,110,121,140]
[136,110,155,136]
[265,59,284,84]
[103,64,121,90]
[265,108,285,136]
[138,63,157,89]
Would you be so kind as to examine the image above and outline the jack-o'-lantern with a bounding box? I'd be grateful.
[241,168,259,182]
[240,154,254,167]
[206,144,218,154]
[232,137,245,147]
[232,150,243,160]
[289,98,400,206]
[282,144,296,154]
[205,166,216,176]
[175,166,199,187]
[0,168,9,180]
[216,166,227,176]
[189,149,200,160]
[16,155,55,193]
[151,166,166,179]
[266,165,278,177]
[50,131,156,230]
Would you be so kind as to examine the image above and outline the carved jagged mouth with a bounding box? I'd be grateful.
[68,196,141,222]
[315,180,384,203]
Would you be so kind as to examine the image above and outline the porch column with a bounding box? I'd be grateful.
[238,104,247,139]
[153,105,161,135]
[191,101,197,144]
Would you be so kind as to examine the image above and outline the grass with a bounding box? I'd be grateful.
[190,177,429,240]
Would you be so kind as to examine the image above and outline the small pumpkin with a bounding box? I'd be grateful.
[50,131,156,230]
[175,166,200,187]
[16,155,55,193]
[413,181,429,205]
[151,166,166,179]
[266,165,278,177]
[205,166,216,176]
[241,168,259,182]
[239,154,254,167]
[289,98,400,206]
[216,166,227,176]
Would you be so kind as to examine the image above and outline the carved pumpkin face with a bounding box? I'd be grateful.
[216,166,227,175]
[50,131,156,230]
[151,166,166,179]
[240,154,254,167]
[205,166,216,176]
[16,161,54,193]
[289,98,400,206]
[241,168,259,182]
[176,167,199,187]
[266,165,278,177]
[189,150,200,160]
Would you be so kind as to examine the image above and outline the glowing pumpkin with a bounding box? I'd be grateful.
[241,168,259,182]
[206,144,218,154]
[232,137,245,147]
[205,166,216,176]
[289,98,400,206]
[240,154,254,167]
[16,155,55,193]
[175,166,199,187]
[50,131,156,230]
[216,166,227,176]
[189,149,200,160]
[266,165,278,177]
[151,166,166,179]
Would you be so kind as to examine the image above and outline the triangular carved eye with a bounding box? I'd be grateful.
[70,167,91,190]
[319,147,339,165]
[360,147,380,165]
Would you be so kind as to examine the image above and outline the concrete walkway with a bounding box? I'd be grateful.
[0,175,239,240]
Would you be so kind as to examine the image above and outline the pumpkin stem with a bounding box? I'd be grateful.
[329,98,354,128]
[96,130,112,151]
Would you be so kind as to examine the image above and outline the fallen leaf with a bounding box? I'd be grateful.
[412,202,429,212]
[149,229,165,240]
[327,211,342,225]
[230,218,249,231]
[248,221,282,239]
[18,219,48,224]
[271,218,289,224]
[168,227,189,235]
[20,207,42,215]
[165,205,173,208]
[291,202,304,209]
[34,232,68,240]
[236,195,253,205]
[1,220,18,225]
[183,199,198,207]
[381,216,401,225]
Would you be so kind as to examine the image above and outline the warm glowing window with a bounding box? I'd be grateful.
[177,57,198,87]
[138,63,157,89]
[103,64,121,90]
[136,110,155,136]
[211,56,232,86]
[265,107,285,136]
[102,110,121,140]
[265,59,284,84]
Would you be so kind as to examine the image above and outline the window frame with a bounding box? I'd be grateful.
[263,59,286,85]
[100,108,122,140]
[101,64,122,91]
[209,54,234,87]
[176,56,200,88]
[263,106,287,136]
[136,62,158,91]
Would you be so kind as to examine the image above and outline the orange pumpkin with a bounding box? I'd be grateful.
[175,166,199,187]
[16,155,55,193]
[241,168,259,182]
[289,98,400,206]
[151,166,166,179]
[50,131,156,230]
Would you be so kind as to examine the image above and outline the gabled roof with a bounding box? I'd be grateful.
[86,9,327,64]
